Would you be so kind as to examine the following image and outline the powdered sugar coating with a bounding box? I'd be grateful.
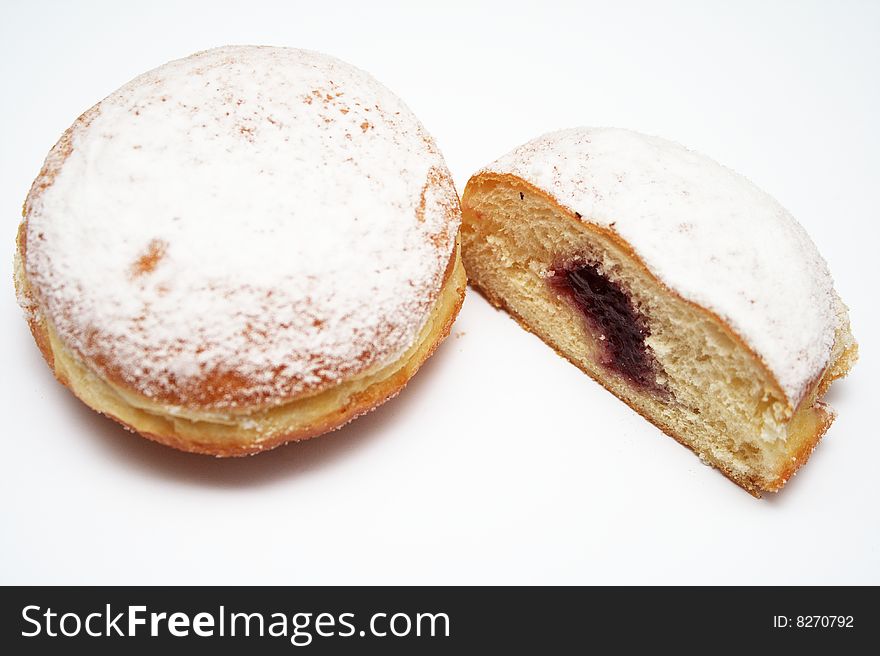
[24,46,460,409]
[485,128,838,406]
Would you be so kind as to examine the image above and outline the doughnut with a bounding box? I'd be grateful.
[461,128,857,495]
[15,46,465,456]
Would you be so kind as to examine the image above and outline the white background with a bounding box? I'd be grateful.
[2,0,877,584]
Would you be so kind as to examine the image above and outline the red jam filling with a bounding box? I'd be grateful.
[550,262,665,393]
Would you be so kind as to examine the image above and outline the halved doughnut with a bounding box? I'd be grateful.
[461,128,857,495]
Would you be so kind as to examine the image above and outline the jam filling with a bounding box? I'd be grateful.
[550,262,664,392]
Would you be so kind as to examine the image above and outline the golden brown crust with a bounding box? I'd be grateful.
[16,220,466,456]
[107,257,465,456]
[771,402,834,492]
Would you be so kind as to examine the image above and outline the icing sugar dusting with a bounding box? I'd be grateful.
[24,46,460,409]
[485,127,837,406]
